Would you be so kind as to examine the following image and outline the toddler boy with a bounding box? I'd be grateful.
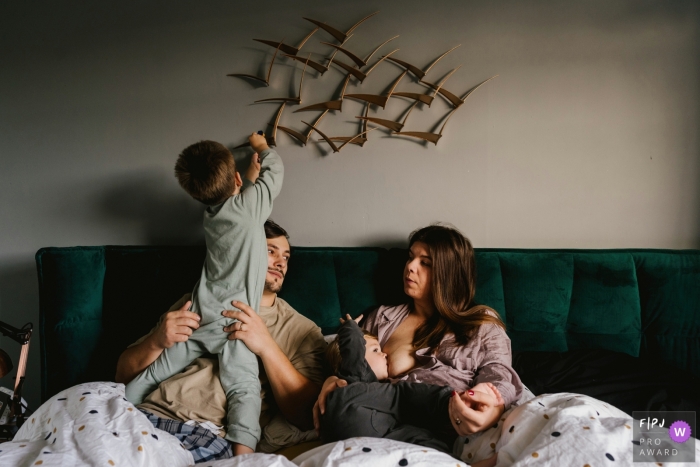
[125,133,283,454]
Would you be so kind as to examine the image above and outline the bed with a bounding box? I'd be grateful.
[1,245,699,465]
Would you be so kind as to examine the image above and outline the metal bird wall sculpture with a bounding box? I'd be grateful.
[227,11,496,152]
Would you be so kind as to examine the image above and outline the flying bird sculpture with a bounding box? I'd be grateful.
[318,127,379,151]
[394,106,458,145]
[304,11,379,44]
[254,54,310,105]
[227,43,282,86]
[304,12,381,78]
[384,44,461,81]
[306,120,378,153]
[278,110,329,146]
[329,104,371,146]
[294,73,351,112]
[356,100,418,133]
[283,54,330,74]
[253,28,318,56]
[345,69,408,109]
[326,102,376,147]
[421,75,498,108]
[327,36,399,83]
[391,65,461,107]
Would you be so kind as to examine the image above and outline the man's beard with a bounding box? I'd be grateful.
[264,269,284,294]
[264,279,282,294]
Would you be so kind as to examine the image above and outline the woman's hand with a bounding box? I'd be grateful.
[223,300,276,357]
[312,376,348,434]
[448,382,505,436]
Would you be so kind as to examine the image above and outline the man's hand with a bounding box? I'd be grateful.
[151,300,200,349]
[244,152,261,184]
[312,376,347,435]
[115,298,200,384]
[222,300,276,357]
[248,133,270,154]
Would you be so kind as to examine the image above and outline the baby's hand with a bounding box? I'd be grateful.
[245,152,261,183]
[248,132,270,153]
[339,314,364,324]
[470,382,505,407]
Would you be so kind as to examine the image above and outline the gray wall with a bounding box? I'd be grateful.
[1,0,698,410]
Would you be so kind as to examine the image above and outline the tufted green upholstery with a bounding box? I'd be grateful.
[36,246,700,402]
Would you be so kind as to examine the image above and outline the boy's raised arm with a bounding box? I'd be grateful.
[237,133,283,222]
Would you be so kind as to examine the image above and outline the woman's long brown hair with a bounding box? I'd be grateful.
[409,224,505,353]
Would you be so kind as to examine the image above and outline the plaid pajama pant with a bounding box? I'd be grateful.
[139,409,233,463]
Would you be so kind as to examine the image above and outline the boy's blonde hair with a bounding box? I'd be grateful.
[325,329,378,375]
[175,140,238,205]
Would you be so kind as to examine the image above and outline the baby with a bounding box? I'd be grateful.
[125,133,283,454]
[323,316,500,465]
[322,317,454,452]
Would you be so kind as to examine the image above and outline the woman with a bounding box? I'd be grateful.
[314,224,523,446]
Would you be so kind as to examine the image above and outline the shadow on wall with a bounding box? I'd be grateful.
[0,261,41,413]
[96,168,204,245]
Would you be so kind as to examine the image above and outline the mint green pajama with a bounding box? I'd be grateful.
[125,148,283,450]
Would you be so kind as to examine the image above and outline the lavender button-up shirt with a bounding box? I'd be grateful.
[362,303,523,408]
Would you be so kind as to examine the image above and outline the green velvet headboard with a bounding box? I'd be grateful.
[36,246,700,402]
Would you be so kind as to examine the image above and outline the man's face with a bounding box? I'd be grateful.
[264,235,290,294]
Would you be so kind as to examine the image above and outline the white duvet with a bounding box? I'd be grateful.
[0,382,193,466]
[456,391,700,467]
[1,383,697,466]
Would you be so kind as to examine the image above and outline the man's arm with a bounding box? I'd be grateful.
[115,299,200,384]
[258,341,320,430]
[223,301,320,430]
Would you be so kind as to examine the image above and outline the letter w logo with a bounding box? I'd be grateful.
[674,427,686,437]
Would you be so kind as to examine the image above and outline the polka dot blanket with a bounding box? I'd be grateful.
[0,382,193,466]
[455,391,700,466]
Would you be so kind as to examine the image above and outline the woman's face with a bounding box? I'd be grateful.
[404,241,433,303]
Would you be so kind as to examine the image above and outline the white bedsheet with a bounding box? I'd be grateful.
[2,383,697,467]
[0,382,193,467]
[457,392,700,466]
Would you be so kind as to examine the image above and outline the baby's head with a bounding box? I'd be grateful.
[175,140,242,205]
[326,331,389,381]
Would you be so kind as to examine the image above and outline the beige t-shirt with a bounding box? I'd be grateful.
[132,294,326,445]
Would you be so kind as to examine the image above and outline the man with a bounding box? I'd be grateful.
[115,220,326,462]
